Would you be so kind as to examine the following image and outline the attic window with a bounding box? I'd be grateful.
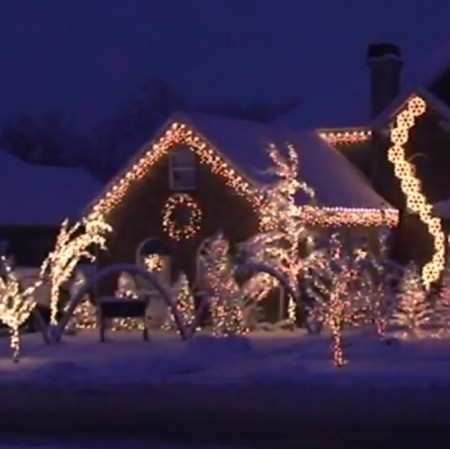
[169,147,197,190]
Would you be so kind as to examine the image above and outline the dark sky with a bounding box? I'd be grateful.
[1,0,450,129]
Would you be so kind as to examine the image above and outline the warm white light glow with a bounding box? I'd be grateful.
[387,95,446,288]
[319,129,372,146]
[0,256,40,362]
[88,122,396,229]
[201,233,247,336]
[144,254,164,272]
[163,273,195,331]
[162,193,202,241]
[90,123,263,217]
[40,212,112,325]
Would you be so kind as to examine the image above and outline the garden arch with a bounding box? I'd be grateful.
[54,263,188,343]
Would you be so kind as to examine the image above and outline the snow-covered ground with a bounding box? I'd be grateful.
[2,328,450,445]
[1,328,450,389]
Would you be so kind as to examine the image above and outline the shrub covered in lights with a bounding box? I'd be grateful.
[0,256,41,362]
[162,272,195,331]
[200,232,247,336]
[393,262,431,338]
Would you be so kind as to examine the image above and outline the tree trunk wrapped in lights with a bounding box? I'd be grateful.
[358,226,399,338]
[163,273,195,331]
[0,256,41,362]
[305,233,367,367]
[240,144,321,325]
[201,232,247,336]
[40,213,112,327]
[393,262,431,338]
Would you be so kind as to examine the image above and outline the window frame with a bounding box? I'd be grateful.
[169,147,197,191]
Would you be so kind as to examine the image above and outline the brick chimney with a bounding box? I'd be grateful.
[367,43,403,118]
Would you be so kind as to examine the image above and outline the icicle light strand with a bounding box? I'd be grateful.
[88,122,397,229]
[319,129,372,146]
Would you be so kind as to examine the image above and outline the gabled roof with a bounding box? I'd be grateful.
[372,86,450,129]
[0,150,101,226]
[88,112,394,226]
[181,113,387,209]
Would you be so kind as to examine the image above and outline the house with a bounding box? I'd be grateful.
[279,42,450,287]
[82,39,450,297]
[0,149,101,266]
[85,111,396,297]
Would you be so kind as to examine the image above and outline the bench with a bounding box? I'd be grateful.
[98,296,149,342]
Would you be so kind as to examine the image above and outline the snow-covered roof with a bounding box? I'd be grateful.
[372,87,450,129]
[177,112,388,210]
[0,149,101,226]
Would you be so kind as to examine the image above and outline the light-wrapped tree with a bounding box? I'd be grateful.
[305,233,366,367]
[431,265,450,335]
[240,144,320,325]
[359,227,398,338]
[40,213,111,327]
[0,256,41,362]
[163,273,195,331]
[393,262,431,338]
[201,233,247,336]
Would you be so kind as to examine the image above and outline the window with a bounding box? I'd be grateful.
[169,147,196,190]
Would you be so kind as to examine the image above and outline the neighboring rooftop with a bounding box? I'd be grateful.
[0,149,101,226]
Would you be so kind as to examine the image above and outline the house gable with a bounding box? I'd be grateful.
[382,94,446,287]
[88,113,398,230]
[318,127,373,179]
[93,121,263,293]
[373,89,450,204]
[88,118,264,221]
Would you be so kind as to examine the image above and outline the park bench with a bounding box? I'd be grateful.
[97,295,149,342]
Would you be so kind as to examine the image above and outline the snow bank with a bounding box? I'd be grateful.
[2,330,450,442]
[1,328,450,390]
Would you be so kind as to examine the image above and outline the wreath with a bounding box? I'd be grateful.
[162,194,202,240]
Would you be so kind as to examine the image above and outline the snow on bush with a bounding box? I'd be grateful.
[163,272,195,332]
[393,262,432,338]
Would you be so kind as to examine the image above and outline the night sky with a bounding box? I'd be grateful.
[1,0,450,129]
